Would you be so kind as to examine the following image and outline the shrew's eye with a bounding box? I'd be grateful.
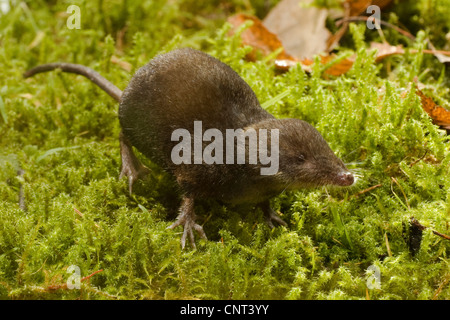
[298,154,305,162]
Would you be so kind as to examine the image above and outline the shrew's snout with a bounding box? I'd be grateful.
[336,171,354,186]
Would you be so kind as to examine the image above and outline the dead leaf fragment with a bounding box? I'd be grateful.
[346,0,372,16]
[263,0,331,59]
[274,59,299,72]
[345,0,393,16]
[301,54,355,76]
[275,55,354,76]
[427,39,450,64]
[227,14,294,61]
[416,88,450,130]
[370,42,404,61]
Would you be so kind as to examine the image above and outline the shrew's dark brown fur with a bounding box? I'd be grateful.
[24,48,354,248]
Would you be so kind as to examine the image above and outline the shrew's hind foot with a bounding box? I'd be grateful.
[167,197,207,249]
[119,131,151,194]
[259,200,287,229]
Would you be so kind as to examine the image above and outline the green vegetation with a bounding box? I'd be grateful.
[0,0,449,299]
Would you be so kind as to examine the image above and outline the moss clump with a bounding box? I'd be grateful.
[0,1,449,300]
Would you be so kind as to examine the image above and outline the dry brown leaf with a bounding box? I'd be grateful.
[275,54,354,76]
[262,0,331,59]
[227,14,294,61]
[229,13,353,76]
[370,42,405,61]
[301,55,355,76]
[273,59,299,72]
[416,88,450,130]
[373,0,394,9]
[427,40,450,64]
[323,56,355,76]
[346,0,372,16]
[345,0,393,16]
[371,41,450,64]
[229,15,412,77]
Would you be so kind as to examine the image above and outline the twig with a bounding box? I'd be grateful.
[327,1,351,51]
[384,232,392,257]
[432,273,450,300]
[47,269,104,291]
[332,237,344,246]
[350,184,382,199]
[409,150,428,167]
[431,230,450,241]
[72,205,101,229]
[411,217,450,241]
[336,16,416,41]
[81,269,104,282]
[420,49,450,57]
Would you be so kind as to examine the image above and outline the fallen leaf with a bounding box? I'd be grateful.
[227,14,294,61]
[373,0,394,10]
[346,0,372,16]
[262,0,331,59]
[229,15,412,77]
[275,54,355,76]
[371,41,450,64]
[301,54,355,76]
[416,88,450,130]
[427,39,450,64]
[323,56,355,76]
[345,0,393,16]
[273,59,299,72]
[370,42,404,61]
[229,13,353,76]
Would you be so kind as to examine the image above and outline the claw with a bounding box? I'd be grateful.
[168,197,207,249]
[259,200,287,229]
[119,131,150,194]
[265,209,287,228]
[119,164,150,194]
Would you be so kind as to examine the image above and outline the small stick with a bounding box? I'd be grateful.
[332,237,344,246]
[81,269,104,282]
[326,1,351,51]
[336,16,416,41]
[384,232,392,257]
[411,217,450,241]
[409,150,428,167]
[47,269,104,291]
[431,230,450,241]
[73,205,101,229]
[432,273,450,300]
[351,184,382,199]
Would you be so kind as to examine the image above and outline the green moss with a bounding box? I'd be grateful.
[0,0,449,300]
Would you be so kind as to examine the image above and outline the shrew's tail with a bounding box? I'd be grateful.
[24,63,122,102]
